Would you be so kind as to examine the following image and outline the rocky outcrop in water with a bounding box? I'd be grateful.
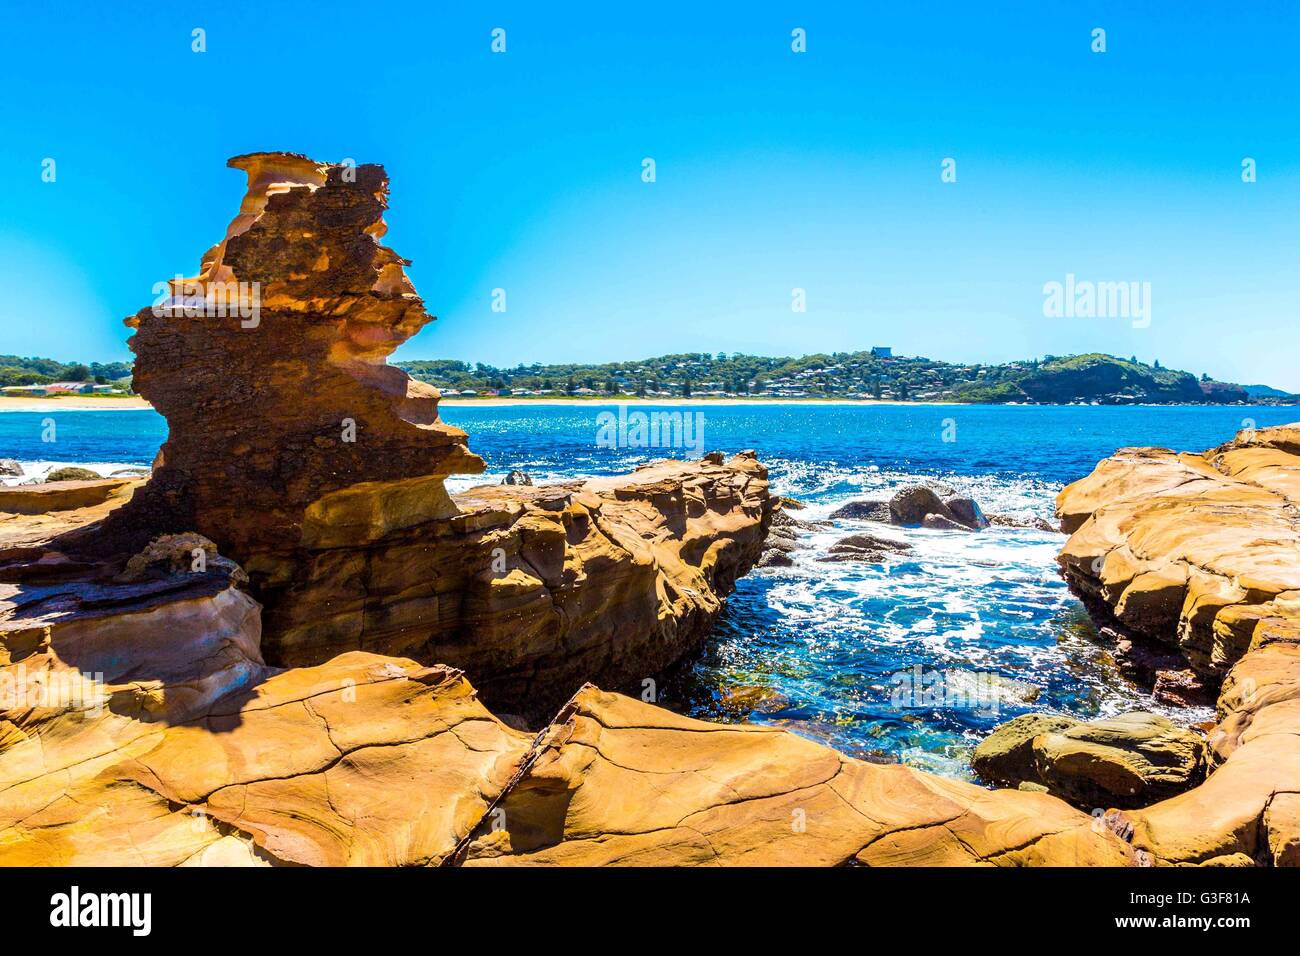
[1055,424,1300,864]
[819,532,912,563]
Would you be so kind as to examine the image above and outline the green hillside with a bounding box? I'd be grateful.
[397,351,1264,405]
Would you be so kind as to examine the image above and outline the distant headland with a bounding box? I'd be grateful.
[3,350,1295,407]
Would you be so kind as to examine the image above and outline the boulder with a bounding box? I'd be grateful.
[756,550,794,568]
[943,495,989,529]
[764,527,800,552]
[46,466,102,482]
[922,513,970,531]
[829,499,891,521]
[0,459,23,477]
[1033,713,1205,809]
[819,532,912,563]
[502,469,533,486]
[889,489,972,528]
[988,512,1057,532]
[117,532,229,583]
[973,713,1081,786]
[975,711,1205,810]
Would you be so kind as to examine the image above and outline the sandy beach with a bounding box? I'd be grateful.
[0,396,153,412]
[0,395,951,412]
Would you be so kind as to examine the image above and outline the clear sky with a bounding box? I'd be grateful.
[2,2,1297,387]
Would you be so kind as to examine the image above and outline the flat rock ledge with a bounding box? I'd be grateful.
[1054,423,1300,865]
[1,489,1131,866]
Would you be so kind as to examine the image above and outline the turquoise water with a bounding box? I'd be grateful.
[4,403,1295,778]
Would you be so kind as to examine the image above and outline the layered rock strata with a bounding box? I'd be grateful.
[1056,424,1300,864]
[0,476,1136,866]
[972,712,1205,809]
[1057,425,1300,681]
[60,152,771,714]
[0,542,1130,866]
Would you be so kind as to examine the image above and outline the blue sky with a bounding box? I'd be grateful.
[2,2,1297,387]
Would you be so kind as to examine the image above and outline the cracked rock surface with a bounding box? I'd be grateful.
[1056,424,1300,865]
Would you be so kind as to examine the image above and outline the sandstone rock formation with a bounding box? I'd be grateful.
[10,152,1293,868]
[458,686,1130,866]
[46,152,774,716]
[1056,424,1300,863]
[974,712,1204,809]
[1057,425,1300,680]
[1,490,1136,867]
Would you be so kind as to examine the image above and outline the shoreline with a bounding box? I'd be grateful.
[0,396,152,411]
[0,395,1288,413]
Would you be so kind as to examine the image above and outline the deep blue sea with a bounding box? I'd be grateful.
[5,403,1295,779]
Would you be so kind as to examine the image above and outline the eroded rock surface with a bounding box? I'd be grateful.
[975,712,1203,810]
[1056,424,1300,864]
[460,686,1132,866]
[1057,425,1300,681]
[43,152,773,716]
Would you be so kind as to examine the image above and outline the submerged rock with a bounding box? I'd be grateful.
[829,499,890,521]
[818,532,912,563]
[719,683,791,715]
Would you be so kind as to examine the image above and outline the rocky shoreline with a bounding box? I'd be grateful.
[1046,424,1300,864]
[2,152,1295,867]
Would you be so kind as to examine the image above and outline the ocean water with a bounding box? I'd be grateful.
[4,403,1296,779]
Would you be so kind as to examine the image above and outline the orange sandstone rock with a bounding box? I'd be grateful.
[1056,424,1300,865]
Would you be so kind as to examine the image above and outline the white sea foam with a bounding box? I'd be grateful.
[3,460,147,487]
